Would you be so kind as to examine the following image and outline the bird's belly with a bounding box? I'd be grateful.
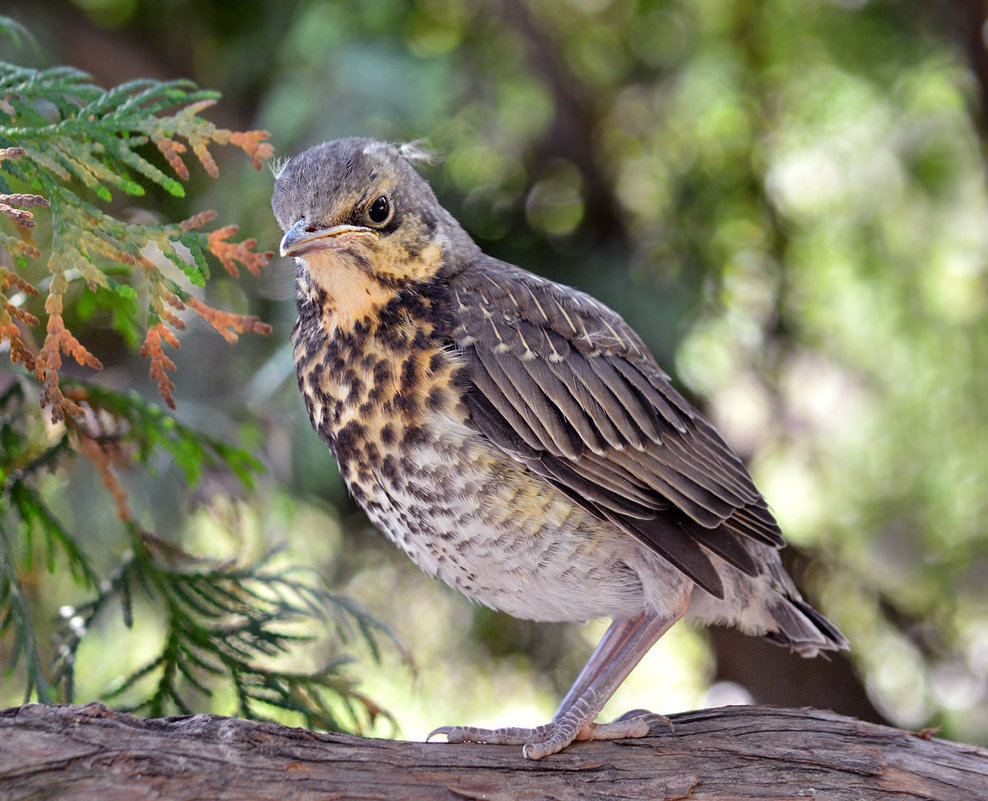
[349,418,649,622]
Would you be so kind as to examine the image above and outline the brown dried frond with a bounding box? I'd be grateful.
[0,147,27,162]
[159,308,186,330]
[35,292,103,421]
[156,136,189,180]
[1,193,50,228]
[141,323,180,409]
[179,209,218,232]
[226,130,274,170]
[0,266,39,296]
[186,295,272,344]
[206,225,272,278]
[0,230,40,372]
[171,99,222,178]
[192,142,219,179]
[4,302,39,327]
[1,194,49,209]
[1,317,36,370]
[1,206,35,227]
[38,295,102,370]
[37,377,84,421]
[0,235,42,260]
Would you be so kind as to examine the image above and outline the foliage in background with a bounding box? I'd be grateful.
[0,20,395,734]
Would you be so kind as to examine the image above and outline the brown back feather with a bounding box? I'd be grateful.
[450,259,785,599]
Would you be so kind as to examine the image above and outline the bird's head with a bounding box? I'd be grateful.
[272,139,477,305]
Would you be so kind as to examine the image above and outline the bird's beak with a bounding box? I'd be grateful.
[280,219,378,258]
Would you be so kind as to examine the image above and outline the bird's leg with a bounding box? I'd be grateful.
[429,604,686,760]
[552,613,645,720]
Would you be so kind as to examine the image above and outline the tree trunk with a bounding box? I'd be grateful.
[709,626,886,724]
[1,702,986,800]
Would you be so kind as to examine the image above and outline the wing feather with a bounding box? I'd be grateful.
[470,354,544,453]
[450,260,784,598]
[609,358,689,435]
[535,456,656,519]
[519,357,606,455]
[609,514,725,598]
[474,342,582,459]
[545,351,646,450]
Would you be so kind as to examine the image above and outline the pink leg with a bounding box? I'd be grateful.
[553,614,647,720]
[430,604,686,760]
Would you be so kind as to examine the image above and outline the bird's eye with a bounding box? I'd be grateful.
[368,195,391,225]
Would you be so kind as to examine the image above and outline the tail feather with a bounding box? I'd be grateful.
[765,595,848,657]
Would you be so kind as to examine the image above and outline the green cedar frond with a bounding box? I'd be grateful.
[63,530,400,733]
[0,23,396,736]
[65,380,264,490]
[0,60,273,420]
[7,481,98,586]
[0,16,36,52]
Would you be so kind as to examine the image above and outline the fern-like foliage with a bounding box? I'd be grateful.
[0,60,272,418]
[1,371,399,729]
[0,23,398,733]
[0,16,33,52]
[54,527,397,733]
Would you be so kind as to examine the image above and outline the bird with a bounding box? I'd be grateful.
[271,137,848,760]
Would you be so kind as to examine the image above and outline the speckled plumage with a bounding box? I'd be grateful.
[273,138,847,759]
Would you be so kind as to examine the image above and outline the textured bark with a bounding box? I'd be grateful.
[1,703,986,800]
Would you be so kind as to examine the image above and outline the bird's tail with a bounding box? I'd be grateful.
[763,593,848,657]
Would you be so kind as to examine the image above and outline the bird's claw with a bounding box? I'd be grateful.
[427,723,551,746]
[615,708,674,732]
[426,725,452,743]
[426,709,664,759]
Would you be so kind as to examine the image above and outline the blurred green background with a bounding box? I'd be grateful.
[3,0,988,745]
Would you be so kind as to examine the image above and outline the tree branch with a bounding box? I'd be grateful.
[1,703,986,800]
[497,0,625,238]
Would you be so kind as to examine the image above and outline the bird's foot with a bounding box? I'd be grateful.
[428,708,668,760]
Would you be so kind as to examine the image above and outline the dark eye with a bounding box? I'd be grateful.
[368,195,390,224]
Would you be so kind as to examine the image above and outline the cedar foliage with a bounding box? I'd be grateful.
[0,18,394,734]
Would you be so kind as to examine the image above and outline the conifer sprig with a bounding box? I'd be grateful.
[54,529,398,734]
[0,27,401,733]
[0,61,274,420]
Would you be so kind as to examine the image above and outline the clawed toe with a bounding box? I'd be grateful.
[428,709,663,760]
[614,708,674,732]
[426,725,455,743]
[426,721,573,756]
[576,715,648,742]
[427,723,546,746]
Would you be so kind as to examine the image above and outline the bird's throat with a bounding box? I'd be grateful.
[300,249,397,334]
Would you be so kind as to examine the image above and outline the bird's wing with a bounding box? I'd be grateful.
[448,260,784,600]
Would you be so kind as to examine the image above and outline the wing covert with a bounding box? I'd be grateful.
[450,260,784,600]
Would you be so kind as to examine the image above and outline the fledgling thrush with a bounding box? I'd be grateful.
[272,138,847,760]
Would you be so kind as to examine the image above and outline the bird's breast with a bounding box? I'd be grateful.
[292,303,652,621]
[293,282,476,507]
